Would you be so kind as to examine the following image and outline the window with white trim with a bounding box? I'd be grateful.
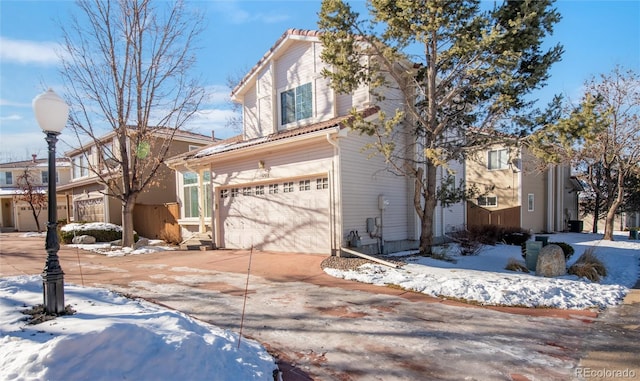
[220,189,229,199]
[316,177,328,190]
[477,196,498,207]
[269,184,279,194]
[528,193,535,212]
[242,187,252,196]
[231,188,239,197]
[41,171,49,185]
[0,171,12,185]
[280,82,312,126]
[255,185,265,195]
[488,149,509,170]
[72,154,89,179]
[183,171,211,218]
[283,182,294,193]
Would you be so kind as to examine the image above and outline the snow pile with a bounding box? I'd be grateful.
[325,232,639,310]
[0,276,277,381]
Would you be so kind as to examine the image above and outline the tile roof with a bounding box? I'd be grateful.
[177,106,379,162]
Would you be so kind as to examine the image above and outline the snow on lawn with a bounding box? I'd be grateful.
[62,222,177,257]
[324,232,640,310]
[0,276,277,381]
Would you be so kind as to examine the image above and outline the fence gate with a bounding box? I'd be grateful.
[133,203,181,244]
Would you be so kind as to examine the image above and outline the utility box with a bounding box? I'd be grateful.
[525,241,543,271]
[568,220,583,233]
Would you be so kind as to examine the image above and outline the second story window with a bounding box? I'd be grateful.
[488,149,509,170]
[72,155,88,179]
[477,196,498,207]
[281,82,312,126]
[41,171,48,184]
[1,171,12,186]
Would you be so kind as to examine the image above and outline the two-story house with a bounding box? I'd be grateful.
[0,155,72,232]
[168,29,424,255]
[57,128,212,240]
[465,143,583,233]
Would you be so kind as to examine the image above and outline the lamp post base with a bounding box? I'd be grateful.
[42,268,65,314]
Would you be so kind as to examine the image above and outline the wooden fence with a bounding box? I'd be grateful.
[133,203,181,244]
[466,202,521,229]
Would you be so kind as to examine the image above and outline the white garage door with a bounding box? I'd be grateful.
[219,177,330,254]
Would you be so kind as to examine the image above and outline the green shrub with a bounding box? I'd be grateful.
[60,224,139,244]
[568,247,607,282]
[549,242,575,260]
[501,227,531,245]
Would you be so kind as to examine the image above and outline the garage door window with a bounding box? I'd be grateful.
[269,184,278,194]
[243,187,252,196]
[316,177,328,189]
[283,182,294,193]
[299,180,310,191]
[255,185,265,195]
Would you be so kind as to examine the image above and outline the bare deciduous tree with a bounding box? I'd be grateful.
[59,0,205,246]
[14,167,47,233]
[529,67,640,240]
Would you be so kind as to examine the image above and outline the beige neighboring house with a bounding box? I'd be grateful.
[168,29,440,255]
[0,155,72,232]
[57,128,213,239]
[465,143,583,234]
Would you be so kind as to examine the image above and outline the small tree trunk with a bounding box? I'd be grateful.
[419,161,438,256]
[592,193,600,234]
[603,173,625,241]
[121,198,137,247]
[29,204,42,233]
[603,207,617,241]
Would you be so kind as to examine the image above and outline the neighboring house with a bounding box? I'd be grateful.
[56,128,213,240]
[0,155,72,232]
[465,143,583,233]
[168,29,423,255]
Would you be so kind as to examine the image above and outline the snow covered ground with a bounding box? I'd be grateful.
[2,226,638,380]
[325,231,640,310]
[0,276,277,381]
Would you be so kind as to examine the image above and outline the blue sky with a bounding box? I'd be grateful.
[1,0,638,162]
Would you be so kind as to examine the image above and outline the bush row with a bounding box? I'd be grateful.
[60,225,139,244]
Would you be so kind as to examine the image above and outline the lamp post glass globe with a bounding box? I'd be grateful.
[33,88,69,315]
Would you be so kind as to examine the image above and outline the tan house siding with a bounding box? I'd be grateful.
[520,148,546,233]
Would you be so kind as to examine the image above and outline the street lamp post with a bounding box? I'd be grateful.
[33,89,69,315]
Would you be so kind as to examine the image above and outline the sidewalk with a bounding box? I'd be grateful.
[577,279,640,380]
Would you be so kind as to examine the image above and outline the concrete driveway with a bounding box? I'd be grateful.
[1,233,638,381]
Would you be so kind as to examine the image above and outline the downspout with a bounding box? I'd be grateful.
[546,166,554,232]
[557,165,563,231]
[326,129,343,256]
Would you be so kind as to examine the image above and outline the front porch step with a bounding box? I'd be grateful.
[179,233,214,251]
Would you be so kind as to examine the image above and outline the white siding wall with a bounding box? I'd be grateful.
[243,88,259,140]
[257,65,274,135]
[339,130,411,248]
[434,161,466,238]
[210,140,334,186]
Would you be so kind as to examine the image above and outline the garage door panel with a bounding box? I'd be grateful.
[219,177,330,254]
